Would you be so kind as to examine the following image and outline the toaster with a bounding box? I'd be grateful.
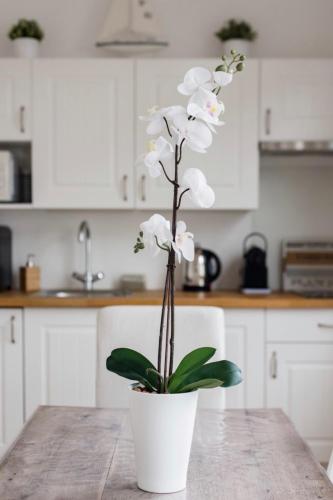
[0,151,18,202]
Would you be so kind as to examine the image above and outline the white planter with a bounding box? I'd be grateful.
[129,387,198,493]
[223,39,251,57]
[12,38,40,58]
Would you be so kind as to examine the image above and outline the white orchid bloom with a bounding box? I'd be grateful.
[172,113,212,153]
[140,214,172,256]
[181,168,215,208]
[140,105,185,135]
[172,221,195,263]
[213,71,233,87]
[187,88,225,128]
[177,67,213,96]
[143,136,173,177]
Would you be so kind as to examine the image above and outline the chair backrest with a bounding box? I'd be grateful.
[96,305,225,409]
[328,450,333,483]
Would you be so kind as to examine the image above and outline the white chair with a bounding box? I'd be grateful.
[328,451,333,482]
[96,305,225,409]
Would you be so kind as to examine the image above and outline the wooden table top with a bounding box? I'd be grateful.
[1,407,332,499]
[1,289,333,308]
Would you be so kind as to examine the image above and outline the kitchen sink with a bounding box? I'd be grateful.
[32,289,132,298]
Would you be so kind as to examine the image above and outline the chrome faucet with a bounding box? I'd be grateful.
[72,221,104,291]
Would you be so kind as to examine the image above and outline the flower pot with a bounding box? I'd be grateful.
[129,387,198,493]
[223,39,251,57]
[12,38,40,58]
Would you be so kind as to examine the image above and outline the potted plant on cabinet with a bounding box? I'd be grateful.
[8,19,44,58]
[215,19,257,57]
[106,52,245,494]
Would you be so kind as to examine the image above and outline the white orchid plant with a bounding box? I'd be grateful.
[107,51,245,394]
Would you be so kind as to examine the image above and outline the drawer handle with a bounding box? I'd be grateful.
[122,174,128,202]
[10,315,16,344]
[141,174,146,202]
[270,351,277,379]
[318,323,333,329]
[265,108,271,135]
[19,105,25,134]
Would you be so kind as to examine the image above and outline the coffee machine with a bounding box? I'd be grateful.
[0,226,12,291]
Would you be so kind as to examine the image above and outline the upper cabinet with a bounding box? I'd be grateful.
[32,60,134,208]
[136,59,259,210]
[260,59,333,141]
[0,60,31,141]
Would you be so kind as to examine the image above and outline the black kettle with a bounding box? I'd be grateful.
[242,232,270,292]
[183,246,222,292]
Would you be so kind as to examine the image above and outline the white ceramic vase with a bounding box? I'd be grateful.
[129,387,198,493]
[12,38,40,58]
[223,39,251,57]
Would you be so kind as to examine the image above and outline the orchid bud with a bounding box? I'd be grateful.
[239,54,245,61]
[221,55,227,61]
[236,62,244,71]
[231,49,237,56]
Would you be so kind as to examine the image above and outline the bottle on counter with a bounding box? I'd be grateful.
[20,254,40,293]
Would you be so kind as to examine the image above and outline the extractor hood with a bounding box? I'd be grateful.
[260,141,333,154]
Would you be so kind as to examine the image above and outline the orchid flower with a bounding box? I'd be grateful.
[177,67,213,96]
[140,105,185,135]
[213,70,233,87]
[143,136,173,177]
[181,168,215,208]
[140,214,172,256]
[172,221,194,263]
[187,88,225,129]
[172,113,212,153]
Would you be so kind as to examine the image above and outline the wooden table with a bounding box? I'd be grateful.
[1,407,332,499]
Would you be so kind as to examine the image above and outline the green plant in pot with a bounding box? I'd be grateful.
[106,53,245,494]
[8,19,44,58]
[216,19,257,56]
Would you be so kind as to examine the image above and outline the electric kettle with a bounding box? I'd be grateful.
[183,246,222,292]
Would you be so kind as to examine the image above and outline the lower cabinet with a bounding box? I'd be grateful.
[266,310,333,462]
[0,309,23,457]
[24,308,97,420]
[225,310,265,409]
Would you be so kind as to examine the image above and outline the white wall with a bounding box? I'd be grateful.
[1,0,333,291]
[0,0,333,58]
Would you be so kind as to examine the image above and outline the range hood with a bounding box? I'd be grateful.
[260,141,333,155]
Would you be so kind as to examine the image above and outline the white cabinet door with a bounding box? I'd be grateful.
[33,60,134,208]
[224,309,265,409]
[136,59,259,210]
[24,309,97,420]
[0,310,23,457]
[266,343,333,462]
[0,60,31,140]
[261,59,333,141]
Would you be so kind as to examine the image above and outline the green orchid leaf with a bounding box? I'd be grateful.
[168,347,216,392]
[169,360,242,394]
[177,378,223,393]
[106,348,159,391]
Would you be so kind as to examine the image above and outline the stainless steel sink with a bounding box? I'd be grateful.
[32,289,132,298]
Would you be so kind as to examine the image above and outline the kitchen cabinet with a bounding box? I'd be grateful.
[224,309,265,409]
[0,309,23,457]
[24,308,97,419]
[136,59,259,210]
[260,59,333,141]
[266,310,333,462]
[0,60,31,141]
[32,60,134,208]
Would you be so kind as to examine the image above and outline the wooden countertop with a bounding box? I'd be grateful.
[0,290,333,308]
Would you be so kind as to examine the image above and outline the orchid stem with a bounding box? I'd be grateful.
[163,117,173,138]
[176,188,190,210]
[159,161,177,186]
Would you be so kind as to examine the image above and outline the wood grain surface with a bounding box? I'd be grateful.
[1,407,332,499]
[0,290,333,308]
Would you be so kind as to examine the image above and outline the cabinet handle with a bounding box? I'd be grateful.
[270,351,277,379]
[19,106,25,134]
[140,174,146,202]
[122,174,128,202]
[10,315,16,344]
[318,323,333,329]
[265,108,271,135]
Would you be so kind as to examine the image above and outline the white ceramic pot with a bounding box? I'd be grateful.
[223,39,251,57]
[12,38,40,58]
[129,387,198,493]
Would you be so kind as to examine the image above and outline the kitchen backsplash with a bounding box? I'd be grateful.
[1,163,333,291]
